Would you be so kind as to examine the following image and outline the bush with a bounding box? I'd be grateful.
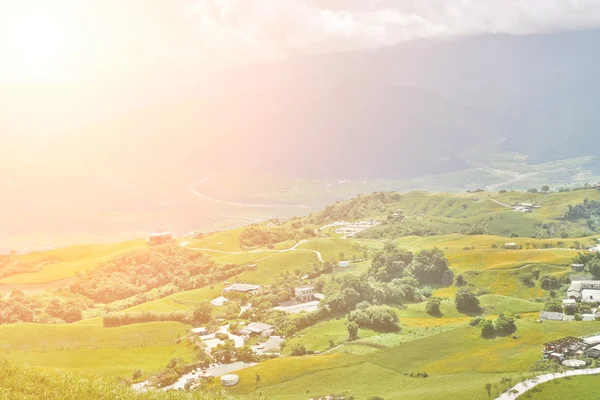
[103,311,190,327]
[494,313,517,335]
[291,344,307,356]
[480,320,495,337]
[455,287,480,313]
[425,298,441,316]
[348,305,400,332]
[469,316,483,326]
[454,274,467,287]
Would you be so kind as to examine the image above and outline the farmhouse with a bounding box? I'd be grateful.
[239,322,274,337]
[147,232,173,246]
[339,261,350,268]
[543,336,586,359]
[539,311,564,321]
[503,242,518,249]
[294,286,315,302]
[567,280,600,302]
[211,296,229,307]
[224,283,261,294]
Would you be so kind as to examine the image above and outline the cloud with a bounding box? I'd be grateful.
[3,0,600,84]
[183,0,600,61]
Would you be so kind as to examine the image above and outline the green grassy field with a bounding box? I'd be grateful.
[5,188,600,399]
[520,374,600,400]
[0,322,195,378]
[226,320,600,400]
[0,240,146,284]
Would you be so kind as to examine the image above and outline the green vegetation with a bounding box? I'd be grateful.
[522,374,600,399]
[4,188,600,399]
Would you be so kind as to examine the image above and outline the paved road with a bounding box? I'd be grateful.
[496,367,600,399]
[219,324,245,348]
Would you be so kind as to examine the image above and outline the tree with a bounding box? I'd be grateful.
[193,301,214,324]
[425,298,441,316]
[494,314,517,335]
[540,274,560,290]
[369,243,413,282]
[454,274,467,287]
[291,343,307,356]
[236,346,256,363]
[347,321,359,341]
[588,258,600,279]
[480,319,495,337]
[544,299,563,312]
[542,185,550,193]
[412,248,450,284]
[62,306,82,323]
[455,287,480,313]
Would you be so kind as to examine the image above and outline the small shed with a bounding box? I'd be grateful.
[339,261,350,268]
[191,327,208,336]
[211,296,229,307]
[503,242,518,249]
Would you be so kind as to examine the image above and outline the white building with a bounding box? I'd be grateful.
[224,283,261,293]
[211,296,229,307]
[294,286,315,302]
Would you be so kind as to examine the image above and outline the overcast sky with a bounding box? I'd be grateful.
[2,0,600,84]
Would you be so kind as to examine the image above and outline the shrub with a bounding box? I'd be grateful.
[480,320,495,337]
[291,344,307,356]
[425,298,441,316]
[455,287,480,313]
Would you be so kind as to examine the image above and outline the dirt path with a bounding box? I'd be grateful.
[182,239,325,264]
[496,367,600,399]
[488,198,513,209]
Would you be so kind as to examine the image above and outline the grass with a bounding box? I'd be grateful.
[297,238,382,261]
[0,321,195,378]
[185,228,245,252]
[235,250,319,284]
[521,374,600,400]
[0,240,146,284]
[223,319,600,399]
[282,317,379,355]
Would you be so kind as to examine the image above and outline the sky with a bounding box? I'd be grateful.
[2,0,600,85]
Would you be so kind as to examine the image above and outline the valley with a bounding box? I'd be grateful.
[2,188,600,399]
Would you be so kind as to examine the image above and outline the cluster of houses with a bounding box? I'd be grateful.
[319,219,380,237]
[538,275,600,322]
[513,202,540,213]
[543,333,600,363]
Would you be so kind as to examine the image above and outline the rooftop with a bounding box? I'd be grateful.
[242,322,273,333]
[225,283,261,293]
[540,311,564,321]
[211,296,229,306]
